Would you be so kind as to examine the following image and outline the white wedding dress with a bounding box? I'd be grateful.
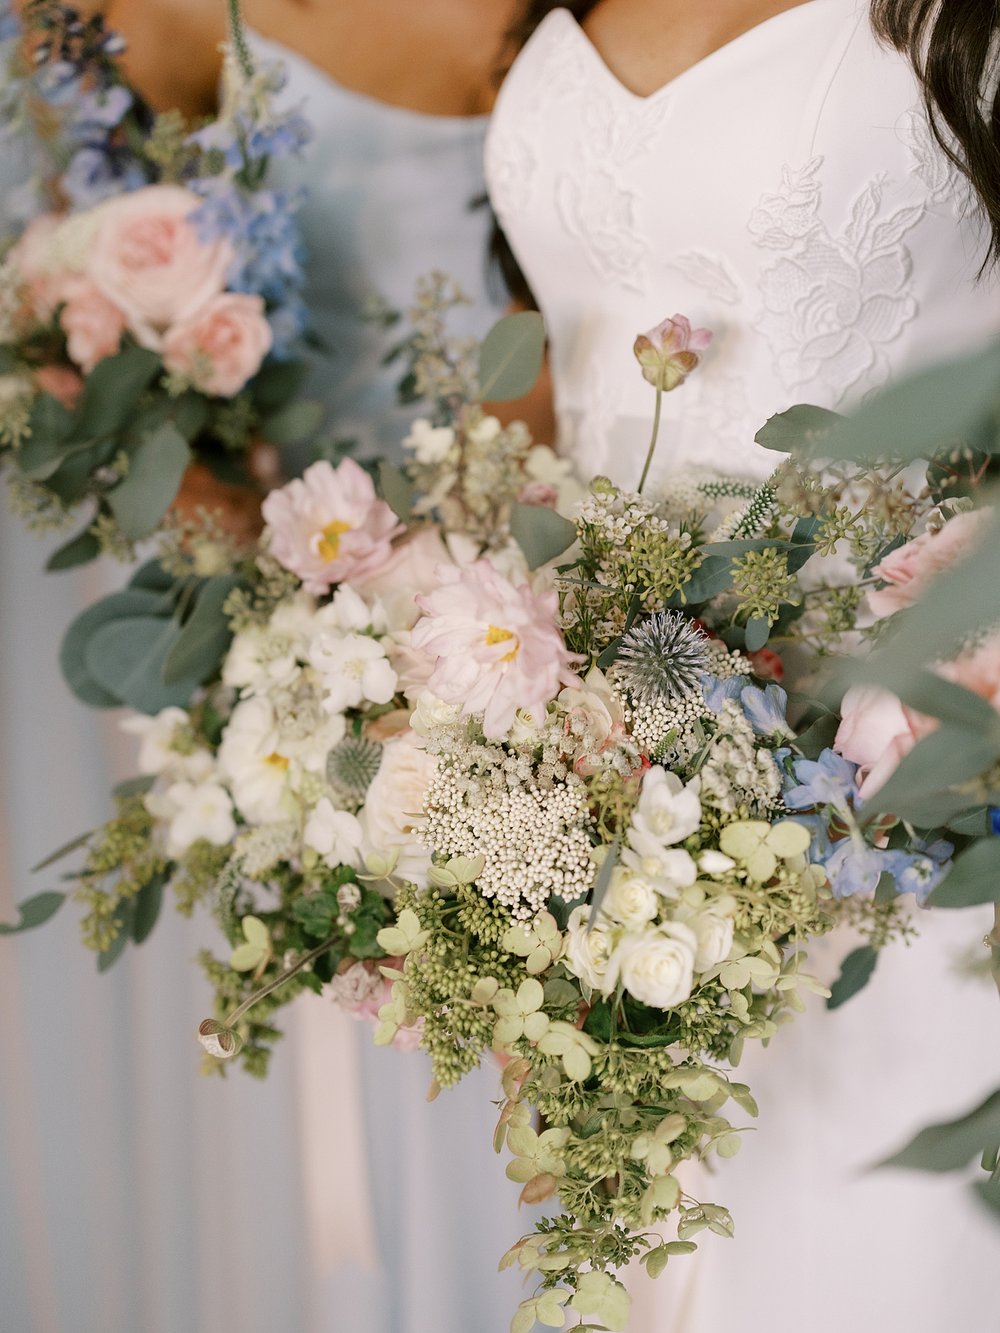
[486,3,1000,1329]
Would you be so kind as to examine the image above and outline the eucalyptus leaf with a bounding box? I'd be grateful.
[0,891,66,935]
[927,839,1000,908]
[744,616,770,652]
[862,725,1000,823]
[74,346,161,440]
[60,588,173,708]
[46,524,101,572]
[878,671,1000,735]
[46,443,109,505]
[378,460,414,522]
[112,775,155,799]
[753,403,844,452]
[879,1088,1000,1172]
[131,872,166,944]
[946,806,994,838]
[674,555,732,604]
[587,838,620,930]
[163,574,240,685]
[129,559,178,593]
[250,356,307,411]
[817,340,1000,463]
[31,831,93,872]
[263,398,325,446]
[85,616,201,714]
[827,945,879,1010]
[98,920,130,973]
[509,501,577,571]
[108,423,191,541]
[794,714,840,761]
[478,311,546,401]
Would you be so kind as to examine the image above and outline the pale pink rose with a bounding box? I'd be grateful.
[937,632,1000,710]
[87,185,233,347]
[162,292,272,397]
[869,510,990,619]
[34,364,84,410]
[411,559,581,739]
[633,314,713,391]
[834,684,924,799]
[354,525,453,632]
[59,279,126,372]
[261,458,404,594]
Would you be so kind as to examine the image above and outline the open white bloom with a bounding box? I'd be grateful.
[600,869,659,929]
[161,778,236,858]
[682,898,737,972]
[699,849,737,876]
[121,706,190,774]
[563,904,616,993]
[217,696,294,824]
[621,843,698,892]
[629,767,702,848]
[360,733,437,887]
[612,923,698,1009]
[403,417,456,464]
[303,799,364,868]
[313,583,386,636]
[410,690,462,737]
[466,414,502,447]
[522,443,588,515]
[309,632,397,713]
[223,590,316,694]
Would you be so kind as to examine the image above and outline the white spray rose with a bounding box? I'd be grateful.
[600,870,659,929]
[612,923,698,1009]
[360,733,437,888]
[563,904,616,993]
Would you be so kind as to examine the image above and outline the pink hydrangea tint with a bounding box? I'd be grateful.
[261,458,404,594]
[411,558,580,739]
[633,314,713,391]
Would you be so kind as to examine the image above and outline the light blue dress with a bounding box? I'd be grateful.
[0,33,527,1333]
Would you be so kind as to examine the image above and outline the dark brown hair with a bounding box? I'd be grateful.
[495,1,1000,291]
[872,0,1000,267]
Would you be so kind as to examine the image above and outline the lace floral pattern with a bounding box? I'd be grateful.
[752,158,924,400]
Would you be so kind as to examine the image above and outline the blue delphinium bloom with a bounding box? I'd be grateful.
[61,145,146,210]
[783,749,858,817]
[824,837,889,898]
[739,683,794,740]
[882,838,953,904]
[701,674,750,714]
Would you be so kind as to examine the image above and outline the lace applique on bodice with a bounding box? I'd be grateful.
[486,3,1000,489]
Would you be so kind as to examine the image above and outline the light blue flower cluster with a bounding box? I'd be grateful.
[702,676,795,741]
[781,749,951,901]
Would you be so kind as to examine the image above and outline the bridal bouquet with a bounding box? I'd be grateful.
[0,2,317,567]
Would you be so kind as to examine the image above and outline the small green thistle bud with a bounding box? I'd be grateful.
[615,612,710,705]
[327,735,383,800]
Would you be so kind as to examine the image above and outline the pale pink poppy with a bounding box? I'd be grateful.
[411,559,580,739]
[261,458,404,594]
[633,314,713,391]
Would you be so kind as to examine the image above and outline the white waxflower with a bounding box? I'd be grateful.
[121,706,190,775]
[162,779,236,858]
[628,767,702,849]
[310,632,398,713]
[303,798,364,868]
[612,924,698,1009]
[403,417,456,464]
[563,904,616,993]
[600,869,659,929]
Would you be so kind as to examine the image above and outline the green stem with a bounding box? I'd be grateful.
[225,933,338,1027]
[636,387,663,495]
[226,0,255,82]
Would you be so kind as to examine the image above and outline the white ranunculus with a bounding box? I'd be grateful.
[303,798,364,868]
[600,869,659,929]
[162,778,236,858]
[121,706,190,774]
[563,905,617,994]
[360,733,437,888]
[629,766,702,849]
[613,924,698,1010]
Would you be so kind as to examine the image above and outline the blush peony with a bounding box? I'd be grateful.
[162,292,273,397]
[261,458,404,594]
[410,559,580,739]
[87,185,233,347]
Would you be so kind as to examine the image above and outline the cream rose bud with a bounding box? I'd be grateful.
[359,733,438,888]
[87,184,233,345]
[613,924,697,1009]
[563,905,616,994]
[162,292,272,397]
[601,869,659,929]
[686,902,736,972]
[410,690,462,736]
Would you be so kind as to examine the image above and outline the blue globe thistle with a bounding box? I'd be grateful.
[326,735,383,801]
[615,611,710,705]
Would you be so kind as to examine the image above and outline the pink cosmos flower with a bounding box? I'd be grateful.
[411,559,580,739]
[633,314,713,391]
[87,185,233,348]
[261,458,404,594]
[162,292,272,397]
[59,279,127,372]
[868,509,990,619]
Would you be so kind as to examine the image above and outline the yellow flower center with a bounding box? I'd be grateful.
[316,520,351,562]
[484,624,519,662]
[264,752,289,770]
